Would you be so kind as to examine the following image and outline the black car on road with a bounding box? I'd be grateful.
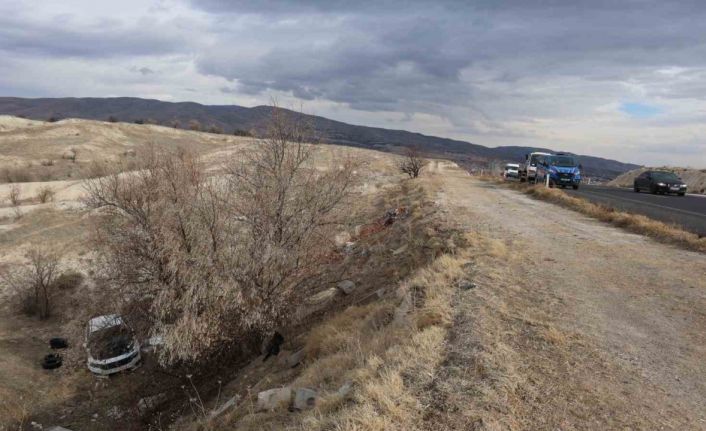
[633,171,687,196]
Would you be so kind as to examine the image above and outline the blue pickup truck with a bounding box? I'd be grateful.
[535,153,582,189]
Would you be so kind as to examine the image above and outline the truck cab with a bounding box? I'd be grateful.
[504,163,520,179]
[520,152,551,182]
[535,153,582,189]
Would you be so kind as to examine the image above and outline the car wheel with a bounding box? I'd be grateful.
[650,186,657,194]
[633,185,639,192]
[678,192,685,196]
[50,337,68,349]
[572,184,579,190]
[42,353,63,370]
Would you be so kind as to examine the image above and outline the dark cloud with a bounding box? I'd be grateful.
[130,66,156,75]
[193,0,706,119]
[0,14,190,59]
[1,0,706,165]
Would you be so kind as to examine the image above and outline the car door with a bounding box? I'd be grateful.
[635,172,645,188]
[535,156,545,182]
[638,172,650,188]
[644,172,654,188]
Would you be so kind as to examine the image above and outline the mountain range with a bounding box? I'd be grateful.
[0,97,639,179]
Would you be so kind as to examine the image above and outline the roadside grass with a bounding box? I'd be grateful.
[187,177,472,431]
[227,247,471,431]
[495,180,706,253]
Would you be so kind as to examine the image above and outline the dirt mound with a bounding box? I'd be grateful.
[0,115,45,132]
[609,167,706,194]
[0,116,245,168]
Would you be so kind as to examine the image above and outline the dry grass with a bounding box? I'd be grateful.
[504,182,706,253]
[177,177,470,431]
[226,251,470,431]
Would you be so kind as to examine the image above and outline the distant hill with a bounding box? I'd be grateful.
[609,167,706,194]
[0,97,639,179]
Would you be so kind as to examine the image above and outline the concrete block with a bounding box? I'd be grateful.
[256,387,292,411]
[337,280,356,295]
[306,288,339,304]
[292,388,317,410]
[286,348,305,368]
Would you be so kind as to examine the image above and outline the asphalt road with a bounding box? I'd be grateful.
[564,185,706,236]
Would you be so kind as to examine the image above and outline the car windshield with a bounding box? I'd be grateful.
[548,156,577,167]
[88,325,134,360]
[651,172,679,181]
[529,154,543,165]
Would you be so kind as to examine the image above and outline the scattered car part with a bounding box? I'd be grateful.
[42,353,63,370]
[50,337,68,349]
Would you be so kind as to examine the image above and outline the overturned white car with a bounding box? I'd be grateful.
[85,314,141,376]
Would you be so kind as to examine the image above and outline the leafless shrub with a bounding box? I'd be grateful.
[53,270,84,290]
[233,129,252,137]
[170,119,181,129]
[36,186,55,203]
[84,105,359,365]
[8,185,21,206]
[189,119,202,131]
[62,148,77,162]
[107,115,119,123]
[1,249,60,319]
[399,147,428,178]
[40,159,55,167]
[1,167,35,183]
[80,160,117,179]
[207,124,223,134]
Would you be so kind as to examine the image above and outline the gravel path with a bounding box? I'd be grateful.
[425,165,706,430]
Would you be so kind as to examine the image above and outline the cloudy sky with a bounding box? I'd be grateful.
[2,0,706,167]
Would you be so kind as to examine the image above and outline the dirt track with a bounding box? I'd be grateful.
[427,164,706,430]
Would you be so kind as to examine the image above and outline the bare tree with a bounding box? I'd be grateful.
[207,124,223,134]
[84,105,359,365]
[399,147,428,178]
[8,184,21,206]
[1,249,59,319]
[188,119,202,131]
[36,185,55,203]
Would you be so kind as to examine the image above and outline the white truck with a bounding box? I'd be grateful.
[519,151,551,183]
[503,163,520,179]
